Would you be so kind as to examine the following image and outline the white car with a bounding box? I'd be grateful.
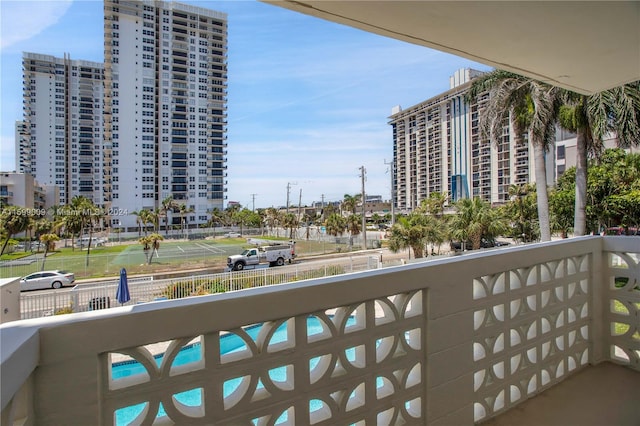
[224,232,241,238]
[19,270,75,291]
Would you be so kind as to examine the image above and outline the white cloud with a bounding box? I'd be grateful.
[0,0,74,49]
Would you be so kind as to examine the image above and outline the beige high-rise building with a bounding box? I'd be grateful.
[389,68,549,212]
[103,0,228,230]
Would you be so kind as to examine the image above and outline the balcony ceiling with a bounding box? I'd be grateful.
[263,1,640,95]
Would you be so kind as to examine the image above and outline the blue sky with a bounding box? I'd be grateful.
[0,0,490,209]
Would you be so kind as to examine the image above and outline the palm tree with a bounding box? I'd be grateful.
[467,70,562,242]
[559,81,640,235]
[387,215,427,259]
[160,196,178,235]
[139,233,164,264]
[207,207,224,236]
[76,198,102,267]
[39,233,59,271]
[178,204,194,237]
[281,212,299,239]
[264,207,279,236]
[0,206,31,255]
[131,210,144,236]
[136,209,155,236]
[345,214,362,250]
[450,197,506,250]
[341,194,360,215]
[422,192,447,217]
[325,213,346,237]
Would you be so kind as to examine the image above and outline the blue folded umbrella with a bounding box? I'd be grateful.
[116,267,130,305]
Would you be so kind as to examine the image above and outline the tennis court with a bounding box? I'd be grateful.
[112,240,245,266]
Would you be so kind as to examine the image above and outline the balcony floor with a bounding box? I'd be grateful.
[481,362,640,426]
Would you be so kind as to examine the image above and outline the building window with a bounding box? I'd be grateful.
[557,145,565,160]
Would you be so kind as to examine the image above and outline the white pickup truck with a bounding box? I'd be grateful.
[227,241,296,271]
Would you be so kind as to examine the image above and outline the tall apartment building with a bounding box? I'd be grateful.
[389,68,546,211]
[104,0,228,230]
[20,53,104,206]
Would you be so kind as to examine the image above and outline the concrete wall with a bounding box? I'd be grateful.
[0,278,21,324]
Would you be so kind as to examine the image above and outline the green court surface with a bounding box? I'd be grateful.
[112,240,240,265]
[0,240,248,280]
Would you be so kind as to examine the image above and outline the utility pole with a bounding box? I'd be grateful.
[298,188,302,220]
[286,183,291,213]
[250,194,257,212]
[360,166,367,249]
[384,159,396,226]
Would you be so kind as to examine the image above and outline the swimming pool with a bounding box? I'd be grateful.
[113,316,356,425]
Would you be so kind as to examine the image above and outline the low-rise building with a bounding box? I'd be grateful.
[0,172,59,211]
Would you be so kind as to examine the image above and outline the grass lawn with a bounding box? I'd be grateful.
[0,236,355,280]
[0,252,32,261]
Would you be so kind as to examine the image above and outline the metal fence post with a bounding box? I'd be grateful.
[71,287,79,313]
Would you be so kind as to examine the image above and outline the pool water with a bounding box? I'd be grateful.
[113,316,356,425]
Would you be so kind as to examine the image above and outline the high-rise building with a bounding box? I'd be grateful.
[389,68,549,212]
[103,0,228,230]
[20,53,105,206]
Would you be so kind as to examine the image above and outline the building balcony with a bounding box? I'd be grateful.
[1,236,639,425]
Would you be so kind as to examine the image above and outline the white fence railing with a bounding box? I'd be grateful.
[19,256,385,319]
[3,237,638,425]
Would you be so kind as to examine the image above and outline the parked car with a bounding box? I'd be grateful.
[224,232,241,238]
[19,270,75,291]
[450,238,510,251]
[603,227,639,236]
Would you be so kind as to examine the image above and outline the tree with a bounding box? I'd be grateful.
[263,207,279,236]
[467,70,562,242]
[450,197,506,250]
[178,204,194,237]
[423,192,447,217]
[68,196,102,267]
[387,215,427,259]
[136,209,155,236]
[504,184,540,242]
[160,196,178,235]
[325,213,346,237]
[341,194,360,215]
[559,81,640,236]
[39,233,59,271]
[207,207,224,236]
[139,233,163,264]
[281,212,299,239]
[131,210,144,236]
[0,206,31,255]
[345,213,362,249]
[549,169,576,238]
[588,149,640,230]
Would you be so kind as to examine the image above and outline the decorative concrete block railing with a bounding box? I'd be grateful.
[1,236,638,425]
[603,237,640,372]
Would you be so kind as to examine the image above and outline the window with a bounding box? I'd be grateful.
[557,145,565,160]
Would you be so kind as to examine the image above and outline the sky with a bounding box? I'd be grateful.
[0,0,490,209]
